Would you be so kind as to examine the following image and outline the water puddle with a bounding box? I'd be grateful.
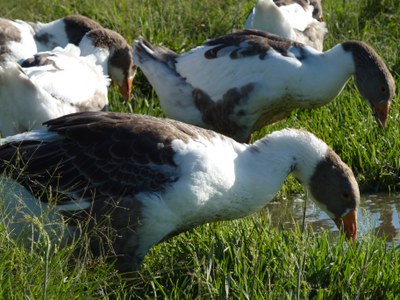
[265,193,400,242]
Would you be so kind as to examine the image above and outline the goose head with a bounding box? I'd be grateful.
[342,41,395,128]
[282,130,360,239]
[79,28,136,101]
[307,148,360,239]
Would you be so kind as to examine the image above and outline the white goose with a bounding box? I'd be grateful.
[132,30,395,142]
[0,111,359,273]
[0,45,110,136]
[0,15,135,101]
[244,0,327,51]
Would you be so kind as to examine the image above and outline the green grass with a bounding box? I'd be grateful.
[0,0,400,298]
[0,213,399,299]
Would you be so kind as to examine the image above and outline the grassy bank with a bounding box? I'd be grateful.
[0,213,399,299]
[0,0,399,298]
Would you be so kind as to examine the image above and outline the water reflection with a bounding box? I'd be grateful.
[265,193,400,242]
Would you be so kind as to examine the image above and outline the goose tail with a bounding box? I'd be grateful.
[132,37,178,69]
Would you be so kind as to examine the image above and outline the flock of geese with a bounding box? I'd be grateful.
[0,0,396,275]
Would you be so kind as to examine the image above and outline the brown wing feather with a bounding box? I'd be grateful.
[0,112,203,207]
[204,29,304,60]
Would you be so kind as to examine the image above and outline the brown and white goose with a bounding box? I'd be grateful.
[0,15,135,101]
[244,0,327,51]
[0,111,359,273]
[0,45,110,136]
[132,30,395,142]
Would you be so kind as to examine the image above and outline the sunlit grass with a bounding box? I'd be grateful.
[0,0,399,298]
[1,211,398,299]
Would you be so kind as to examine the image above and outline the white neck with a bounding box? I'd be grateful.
[78,36,110,74]
[233,129,327,213]
[162,130,328,225]
[272,44,356,106]
[246,43,356,114]
[306,44,355,101]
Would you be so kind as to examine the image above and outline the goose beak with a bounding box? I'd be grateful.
[119,78,133,102]
[333,209,357,240]
[372,101,390,128]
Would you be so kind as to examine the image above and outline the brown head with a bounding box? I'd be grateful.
[84,28,136,101]
[342,41,395,128]
[308,149,360,240]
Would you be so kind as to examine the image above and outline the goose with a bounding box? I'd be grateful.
[244,0,327,51]
[0,44,110,136]
[0,111,359,273]
[0,15,135,101]
[132,30,395,143]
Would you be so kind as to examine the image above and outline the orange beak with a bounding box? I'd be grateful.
[372,101,390,128]
[333,209,358,240]
[119,78,133,102]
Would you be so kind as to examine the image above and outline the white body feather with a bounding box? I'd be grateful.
[244,0,327,51]
[0,45,110,136]
[128,130,328,256]
[135,41,355,132]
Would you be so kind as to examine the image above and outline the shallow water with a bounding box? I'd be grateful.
[265,193,400,242]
